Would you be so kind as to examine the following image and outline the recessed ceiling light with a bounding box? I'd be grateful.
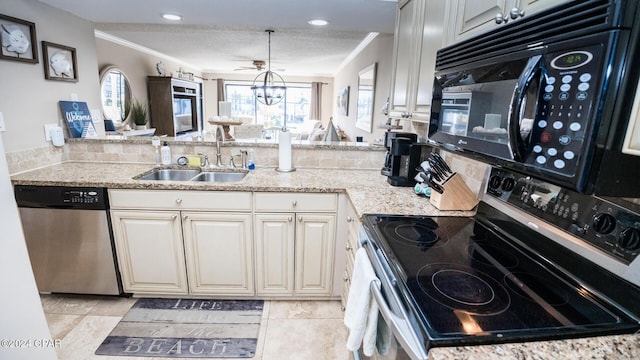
[308,19,329,26]
[162,13,182,21]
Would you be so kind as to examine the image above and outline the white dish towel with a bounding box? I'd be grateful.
[344,247,380,356]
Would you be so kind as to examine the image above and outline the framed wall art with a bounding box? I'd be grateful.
[42,41,78,82]
[0,14,38,63]
[337,86,350,116]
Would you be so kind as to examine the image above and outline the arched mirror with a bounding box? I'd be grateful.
[99,65,131,126]
[356,63,377,133]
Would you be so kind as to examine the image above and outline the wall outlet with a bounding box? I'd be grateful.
[44,123,58,141]
[0,112,5,132]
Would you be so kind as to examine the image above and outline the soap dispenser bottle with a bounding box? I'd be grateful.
[161,141,172,165]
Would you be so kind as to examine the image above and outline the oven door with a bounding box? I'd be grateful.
[358,228,428,360]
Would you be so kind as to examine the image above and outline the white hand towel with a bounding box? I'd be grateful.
[344,247,380,356]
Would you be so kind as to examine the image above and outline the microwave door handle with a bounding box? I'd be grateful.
[370,282,429,360]
[508,55,543,161]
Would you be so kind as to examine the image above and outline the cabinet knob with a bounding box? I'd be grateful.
[346,244,352,251]
[288,216,293,222]
[175,198,183,204]
[182,215,188,220]
[347,216,353,223]
[172,215,178,220]
[292,200,298,207]
[298,216,303,222]
[495,13,506,24]
[343,274,350,282]
[510,5,525,19]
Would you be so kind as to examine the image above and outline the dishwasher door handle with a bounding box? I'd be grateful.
[370,282,428,360]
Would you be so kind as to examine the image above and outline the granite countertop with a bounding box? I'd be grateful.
[10,162,473,217]
[10,161,639,359]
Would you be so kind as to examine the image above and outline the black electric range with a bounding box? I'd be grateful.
[359,168,640,354]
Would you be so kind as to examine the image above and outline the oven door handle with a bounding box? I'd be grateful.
[370,282,429,360]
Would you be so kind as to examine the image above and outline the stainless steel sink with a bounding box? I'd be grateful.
[135,168,247,182]
[137,169,201,181]
[191,171,247,182]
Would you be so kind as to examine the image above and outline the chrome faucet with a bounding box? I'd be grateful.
[214,125,224,167]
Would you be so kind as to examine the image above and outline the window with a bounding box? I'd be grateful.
[225,81,311,130]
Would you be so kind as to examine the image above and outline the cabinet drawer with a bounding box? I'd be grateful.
[109,189,252,211]
[254,192,337,212]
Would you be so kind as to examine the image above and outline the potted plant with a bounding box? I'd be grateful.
[130,99,148,130]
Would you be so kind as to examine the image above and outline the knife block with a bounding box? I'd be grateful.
[429,173,479,211]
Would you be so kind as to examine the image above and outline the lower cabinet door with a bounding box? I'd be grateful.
[111,210,188,294]
[254,213,295,295]
[295,213,336,295]
[182,212,254,295]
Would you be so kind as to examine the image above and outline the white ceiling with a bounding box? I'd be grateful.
[37,0,398,77]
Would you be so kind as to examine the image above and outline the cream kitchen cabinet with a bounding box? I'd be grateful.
[340,201,360,311]
[451,0,571,44]
[254,193,337,297]
[182,212,253,295]
[109,189,253,296]
[388,0,451,122]
[111,209,188,295]
[388,0,425,120]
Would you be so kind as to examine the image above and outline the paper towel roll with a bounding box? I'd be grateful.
[278,130,293,171]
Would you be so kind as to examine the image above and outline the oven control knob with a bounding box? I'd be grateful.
[592,213,616,234]
[501,177,516,192]
[489,175,502,189]
[618,228,640,251]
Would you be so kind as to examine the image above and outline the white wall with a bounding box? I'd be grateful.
[0,135,57,359]
[0,0,102,154]
[332,33,394,143]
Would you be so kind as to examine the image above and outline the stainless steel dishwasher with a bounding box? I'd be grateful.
[14,185,123,295]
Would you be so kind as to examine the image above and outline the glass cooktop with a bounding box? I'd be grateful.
[361,209,640,344]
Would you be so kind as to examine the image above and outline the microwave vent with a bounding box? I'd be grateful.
[436,0,633,71]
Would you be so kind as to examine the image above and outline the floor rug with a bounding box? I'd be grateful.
[95,298,263,358]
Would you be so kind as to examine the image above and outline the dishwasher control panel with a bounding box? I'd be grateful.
[63,189,101,204]
[15,185,108,210]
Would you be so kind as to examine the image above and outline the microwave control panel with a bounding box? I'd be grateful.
[524,44,604,176]
[487,168,640,264]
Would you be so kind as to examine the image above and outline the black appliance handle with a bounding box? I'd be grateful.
[508,55,544,161]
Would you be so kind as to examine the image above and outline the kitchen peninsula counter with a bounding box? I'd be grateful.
[10,161,473,217]
[10,161,639,359]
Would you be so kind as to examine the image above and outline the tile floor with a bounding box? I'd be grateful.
[41,294,351,360]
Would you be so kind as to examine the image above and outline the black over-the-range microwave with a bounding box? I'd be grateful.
[428,0,640,197]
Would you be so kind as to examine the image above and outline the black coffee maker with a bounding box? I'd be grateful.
[381,132,429,186]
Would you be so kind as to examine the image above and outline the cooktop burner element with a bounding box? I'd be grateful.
[417,263,510,315]
[379,217,447,250]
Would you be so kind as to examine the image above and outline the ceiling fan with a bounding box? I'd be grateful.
[234,60,266,71]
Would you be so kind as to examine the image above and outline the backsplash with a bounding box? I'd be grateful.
[7,140,386,175]
[439,151,490,197]
[6,144,68,175]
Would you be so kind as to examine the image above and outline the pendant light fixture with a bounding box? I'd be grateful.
[251,30,286,106]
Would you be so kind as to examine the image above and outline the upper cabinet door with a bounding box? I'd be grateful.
[388,0,425,119]
[411,0,452,122]
[453,0,509,43]
[451,0,571,44]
